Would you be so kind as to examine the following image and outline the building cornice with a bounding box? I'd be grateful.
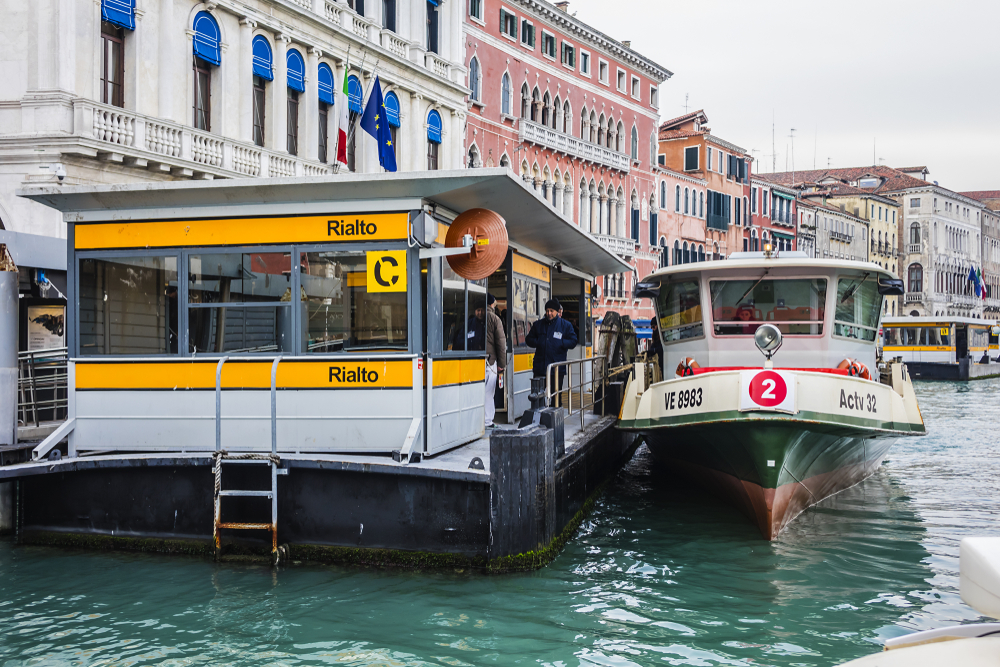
[512,0,672,82]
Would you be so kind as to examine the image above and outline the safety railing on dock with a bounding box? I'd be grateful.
[545,356,608,430]
[18,347,68,427]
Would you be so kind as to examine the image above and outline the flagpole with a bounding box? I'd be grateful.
[332,46,352,173]
[345,51,369,149]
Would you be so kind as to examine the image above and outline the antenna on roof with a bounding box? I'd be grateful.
[771,113,776,174]
[683,93,689,113]
[813,126,817,170]
[789,128,796,186]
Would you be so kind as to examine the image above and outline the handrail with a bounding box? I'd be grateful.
[215,356,229,452]
[270,357,281,455]
[544,356,608,430]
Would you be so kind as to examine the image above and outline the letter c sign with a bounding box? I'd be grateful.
[366,250,407,293]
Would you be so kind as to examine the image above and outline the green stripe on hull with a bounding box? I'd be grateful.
[620,409,926,435]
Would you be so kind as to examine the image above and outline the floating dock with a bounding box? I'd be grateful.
[8,171,639,568]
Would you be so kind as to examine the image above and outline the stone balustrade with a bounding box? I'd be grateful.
[77,100,335,179]
[593,234,636,257]
[519,119,631,174]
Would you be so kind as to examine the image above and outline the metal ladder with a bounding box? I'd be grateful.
[212,357,287,564]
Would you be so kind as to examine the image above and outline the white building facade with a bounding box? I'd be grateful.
[893,186,984,318]
[0,0,469,240]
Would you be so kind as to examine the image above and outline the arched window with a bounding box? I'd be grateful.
[683,242,690,264]
[684,187,689,215]
[521,83,529,118]
[908,264,923,293]
[531,88,540,121]
[468,145,481,168]
[102,0,136,30]
[675,185,680,212]
[562,100,571,134]
[698,245,705,262]
[630,126,638,160]
[542,92,551,126]
[500,153,510,169]
[589,110,597,143]
[427,109,442,170]
[286,48,305,92]
[580,107,588,139]
[660,182,667,209]
[469,57,480,101]
[910,223,920,245]
[501,73,511,115]
[616,121,624,152]
[650,132,657,166]
[317,62,334,103]
[597,114,606,146]
[673,240,681,265]
[192,11,221,65]
[699,192,704,218]
[347,75,363,113]
[383,90,400,164]
[252,35,274,81]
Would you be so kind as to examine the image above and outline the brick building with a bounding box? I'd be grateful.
[462,0,671,325]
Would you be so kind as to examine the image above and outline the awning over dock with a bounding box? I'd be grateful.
[19,169,630,278]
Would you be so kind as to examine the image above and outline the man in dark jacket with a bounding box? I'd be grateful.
[526,298,578,404]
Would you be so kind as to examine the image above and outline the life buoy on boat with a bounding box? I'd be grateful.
[676,358,700,377]
[837,358,871,380]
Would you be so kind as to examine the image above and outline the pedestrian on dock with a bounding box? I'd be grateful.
[485,293,506,429]
[526,298,578,406]
[649,317,663,378]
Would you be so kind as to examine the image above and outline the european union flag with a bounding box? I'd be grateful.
[359,75,398,173]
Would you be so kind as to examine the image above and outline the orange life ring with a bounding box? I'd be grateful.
[676,357,700,377]
[837,358,871,381]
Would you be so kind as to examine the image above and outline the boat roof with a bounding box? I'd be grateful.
[642,251,900,282]
[17,169,630,278]
[882,316,998,326]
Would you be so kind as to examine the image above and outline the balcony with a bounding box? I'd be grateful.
[593,234,636,258]
[519,119,631,174]
[951,294,978,307]
[829,230,853,242]
[78,100,334,179]
[904,292,923,304]
[908,243,922,255]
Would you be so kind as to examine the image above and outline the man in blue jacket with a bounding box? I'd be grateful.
[526,298,578,405]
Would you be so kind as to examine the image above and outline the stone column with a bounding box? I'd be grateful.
[271,35,290,153]
[56,0,76,93]
[158,0,177,120]
[239,19,256,143]
[303,47,321,161]
[555,184,564,213]
[609,196,618,237]
[590,194,599,234]
[452,110,464,170]
[600,195,610,235]
[410,93,424,171]
[563,184,573,220]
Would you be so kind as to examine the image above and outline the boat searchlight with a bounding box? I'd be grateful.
[754,324,783,367]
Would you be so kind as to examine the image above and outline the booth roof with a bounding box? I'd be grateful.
[18,169,630,278]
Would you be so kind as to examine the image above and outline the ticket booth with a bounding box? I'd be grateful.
[22,171,629,459]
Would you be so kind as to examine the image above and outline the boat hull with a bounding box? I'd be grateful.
[617,364,925,539]
[643,419,897,539]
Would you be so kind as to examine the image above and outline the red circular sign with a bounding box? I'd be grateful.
[749,371,787,407]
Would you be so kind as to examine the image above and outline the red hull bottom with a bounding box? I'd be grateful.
[668,459,878,540]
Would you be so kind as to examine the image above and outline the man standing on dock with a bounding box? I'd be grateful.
[485,294,506,429]
[526,299,578,406]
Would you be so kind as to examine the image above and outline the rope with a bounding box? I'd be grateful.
[212,450,281,495]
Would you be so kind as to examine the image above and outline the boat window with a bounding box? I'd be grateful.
[79,255,178,355]
[884,326,950,347]
[300,251,408,353]
[710,278,827,336]
[188,253,293,354]
[510,276,545,347]
[834,276,882,342]
[656,280,704,343]
[443,261,487,352]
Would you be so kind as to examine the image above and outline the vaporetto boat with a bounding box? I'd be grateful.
[618,251,926,539]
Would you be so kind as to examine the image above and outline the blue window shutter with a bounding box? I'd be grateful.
[384,91,401,127]
[251,35,273,81]
[192,12,221,66]
[348,75,363,113]
[631,209,639,241]
[427,110,442,144]
[102,0,135,30]
[427,0,439,5]
[286,48,305,92]
[317,63,335,104]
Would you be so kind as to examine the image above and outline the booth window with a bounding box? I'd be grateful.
[79,256,178,355]
[834,276,881,342]
[510,276,548,347]
[187,253,293,354]
[301,251,408,353]
[443,263,487,352]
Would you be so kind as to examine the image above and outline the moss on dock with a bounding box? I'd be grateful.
[17,478,612,572]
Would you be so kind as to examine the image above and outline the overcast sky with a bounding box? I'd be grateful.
[567,0,1000,191]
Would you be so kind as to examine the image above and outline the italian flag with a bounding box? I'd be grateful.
[336,70,350,165]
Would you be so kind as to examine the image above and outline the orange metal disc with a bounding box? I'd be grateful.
[445,208,509,280]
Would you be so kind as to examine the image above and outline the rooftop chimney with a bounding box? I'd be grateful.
[555,1,569,10]
[622,40,631,48]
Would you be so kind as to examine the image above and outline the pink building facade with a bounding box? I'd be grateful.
[462,0,671,324]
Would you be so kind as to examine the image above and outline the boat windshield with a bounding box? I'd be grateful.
[656,279,704,343]
[834,276,882,342]
[710,278,827,336]
[884,326,951,347]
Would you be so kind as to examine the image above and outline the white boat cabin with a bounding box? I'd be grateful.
[636,251,904,375]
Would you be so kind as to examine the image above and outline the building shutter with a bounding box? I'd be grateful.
[348,75,363,113]
[317,63,335,104]
[192,12,222,66]
[427,110,443,143]
[650,212,658,245]
[286,49,305,92]
[252,36,274,81]
[631,208,640,241]
[383,91,401,127]
[102,0,135,30]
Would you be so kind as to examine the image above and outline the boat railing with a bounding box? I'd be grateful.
[545,356,608,430]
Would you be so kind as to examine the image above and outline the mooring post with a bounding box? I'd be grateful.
[488,425,555,559]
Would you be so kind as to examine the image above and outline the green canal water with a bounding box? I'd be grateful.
[1,380,998,666]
